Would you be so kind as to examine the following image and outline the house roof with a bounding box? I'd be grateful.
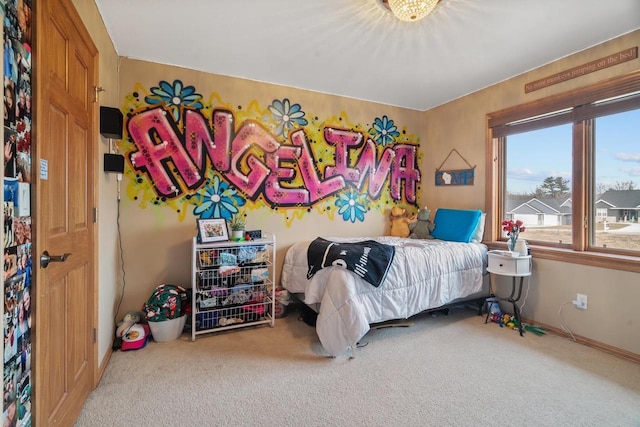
[597,190,640,208]
[507,191,640,214]
[93,0,640,111]
[507,196,572,215]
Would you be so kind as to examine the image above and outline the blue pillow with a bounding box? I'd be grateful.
[431,209,483,243]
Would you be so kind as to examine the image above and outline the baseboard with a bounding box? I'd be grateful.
[525,319,640,364]
[95,346,113,388]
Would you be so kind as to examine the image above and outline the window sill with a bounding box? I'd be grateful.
[485,242,640,274]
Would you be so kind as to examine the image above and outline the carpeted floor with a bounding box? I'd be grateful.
[75,306,640,427]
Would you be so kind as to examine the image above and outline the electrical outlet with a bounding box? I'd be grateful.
[573,293,588,310]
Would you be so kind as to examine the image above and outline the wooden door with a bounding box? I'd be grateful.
[34,0,97,425]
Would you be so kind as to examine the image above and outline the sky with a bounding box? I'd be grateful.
[506,108,640,194]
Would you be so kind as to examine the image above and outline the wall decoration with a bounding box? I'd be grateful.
[525,47,638,93]
[435,148,475,186]
[3,0,33,424]
[198,218,229,243]
[121,80,422,225]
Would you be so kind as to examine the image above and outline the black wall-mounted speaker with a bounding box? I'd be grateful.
[100,106,123,139]
[104,153,125,173]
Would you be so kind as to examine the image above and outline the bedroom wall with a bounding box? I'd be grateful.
[421,30,640,357]
[116,58,425,321]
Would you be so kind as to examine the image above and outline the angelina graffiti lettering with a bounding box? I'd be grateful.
[122,80,421,224]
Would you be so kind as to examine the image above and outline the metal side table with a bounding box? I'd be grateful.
[485,251,532,337]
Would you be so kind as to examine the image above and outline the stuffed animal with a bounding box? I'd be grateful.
[116,312,141,337]
[389,207,414,238]
[409,207,434,239]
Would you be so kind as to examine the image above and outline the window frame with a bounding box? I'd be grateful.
[485,70,640,273]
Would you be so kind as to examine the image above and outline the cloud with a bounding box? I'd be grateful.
[614,152,640,162]
[621,167,640,177]
[507,168,571,182]
[507,168,541,181]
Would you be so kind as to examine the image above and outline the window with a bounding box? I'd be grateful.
[487,72,640,272]
[505,124,573,246]
[592,108,640,251]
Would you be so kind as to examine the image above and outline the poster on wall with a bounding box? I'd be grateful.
[3,0,33,425]
[434,148,475,186]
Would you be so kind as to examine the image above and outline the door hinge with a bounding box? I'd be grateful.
[93,207,98,223]
[93,328,97,343]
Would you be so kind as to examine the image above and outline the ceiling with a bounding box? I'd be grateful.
[94,0,640,111]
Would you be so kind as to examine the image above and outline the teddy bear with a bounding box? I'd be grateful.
[389,207,414,238]
[408,207,434,239]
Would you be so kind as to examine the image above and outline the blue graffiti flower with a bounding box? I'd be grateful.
[145,80,204,121]
[193,176,246,220]
[268,98,308,136]
[368,115,400,146]
[335,190,367,223]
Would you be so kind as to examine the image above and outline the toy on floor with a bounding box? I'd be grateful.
[116,312,141,337]
[113,312,149,351]
[501,313,519,330]
[487,299,502,323]
[524,324,547,336]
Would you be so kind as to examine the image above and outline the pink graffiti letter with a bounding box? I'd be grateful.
[353,138,395,198]
[290,129,344,203]
[323,127,362,182]
[389,144,420,202]
[183,110,233,174]
[225,120,280,198]
[128,107,199,197]
[264,145,309,206]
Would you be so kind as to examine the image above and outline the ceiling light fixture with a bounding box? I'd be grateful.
[384,0,440,22]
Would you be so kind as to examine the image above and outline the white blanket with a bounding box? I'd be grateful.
[281,236,488,356]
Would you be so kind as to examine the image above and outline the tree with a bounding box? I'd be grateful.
[536,176,570,198]
[611,180,636,191]
[595,180,637,195]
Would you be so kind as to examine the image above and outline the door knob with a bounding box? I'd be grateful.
[40,251,71,268]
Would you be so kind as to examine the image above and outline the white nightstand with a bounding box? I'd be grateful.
[485,250,532,336]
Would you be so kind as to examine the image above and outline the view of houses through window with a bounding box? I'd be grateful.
[504,107,640,253]
[506,124,574,246]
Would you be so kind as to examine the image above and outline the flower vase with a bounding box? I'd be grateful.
[514,239,528,256]
[507,237,517,252]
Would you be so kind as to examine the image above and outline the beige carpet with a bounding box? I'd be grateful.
[75,307,640,427]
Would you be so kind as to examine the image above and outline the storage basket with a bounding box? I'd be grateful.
[148,314,187,342]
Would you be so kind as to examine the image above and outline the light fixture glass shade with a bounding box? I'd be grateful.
[388,0,439,22]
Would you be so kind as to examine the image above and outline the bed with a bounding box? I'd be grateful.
[280,209,490,357]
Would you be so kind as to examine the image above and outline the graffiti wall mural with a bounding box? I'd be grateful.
[122,80,421,225]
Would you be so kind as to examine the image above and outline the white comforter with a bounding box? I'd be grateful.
[281,236,488,356]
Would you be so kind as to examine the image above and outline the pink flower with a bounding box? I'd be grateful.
[501,219,525,236]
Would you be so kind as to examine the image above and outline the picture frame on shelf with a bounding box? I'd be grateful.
[197,218,228,243]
